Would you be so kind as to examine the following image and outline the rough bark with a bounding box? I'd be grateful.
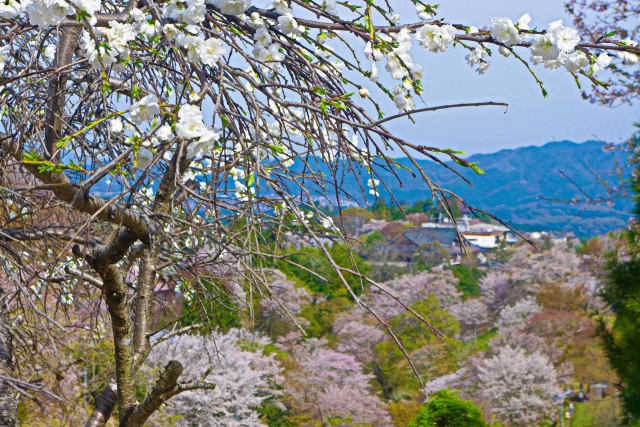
[85,380,117,427]
[125,361,183,427]
[0,315,17,427]
[101,264,136,423]
[132,248,156,361]
[43,26,81,160]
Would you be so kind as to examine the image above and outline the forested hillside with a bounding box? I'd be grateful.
[316,141,632,236]
[20,230,622,426]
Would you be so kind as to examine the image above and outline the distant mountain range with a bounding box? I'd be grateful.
[90,140,632,237]
[323,140,632,237]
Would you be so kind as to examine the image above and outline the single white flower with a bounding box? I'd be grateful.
[543,58,563,70]
[25,0,74,28]
[488,17,521,46]
[364,41,384,61]
[175,104,208,140]
[138,20,160,38]
[359,87,369,98]
[198,37,227,67]
[130,95,160,125]
[272,0,289,14]
[163,23,181,40]
[70,0,100,24]
[248,11,265,29]
[369,62,378,82]
[530,34,560,60]
[563,50,588,72]
[129,7,145,21]
[620,38,639,65]
[466,45,490,73]
[80,30,117,69]
[109,118,124,133]
[323,0,336,15]
[516,13,531,30]
[592,52,611,74]
[415,24,456,53]
[43,45,56,61]
[392,86,414,111]
[211,0,250,16]
[136,148,154,169]
[321,216,335,229]
[548,20,580,52]
[416,5,433,21]
[466,44,488,66]
[103,21,137,57]
[277,13,300,37]
[0,0,23,19]
[156,124,173,140]
[498,46,511,57]
[254,28,272,47]
[175,105,219,158]
[0,45,11,73]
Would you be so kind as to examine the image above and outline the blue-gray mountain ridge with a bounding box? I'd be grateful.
[326,140,631,237]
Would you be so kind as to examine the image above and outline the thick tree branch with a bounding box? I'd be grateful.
[85,380,117,427]
[132,248,156,361]
[43,26,81,160]
[125,361,183,427]
[0,136,151,243]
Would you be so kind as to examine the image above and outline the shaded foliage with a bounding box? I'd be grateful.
[408,389,486,427]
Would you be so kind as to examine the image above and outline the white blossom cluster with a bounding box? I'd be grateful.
[497,296,542,330]
[147,328,283,425]
[477,346,561,425]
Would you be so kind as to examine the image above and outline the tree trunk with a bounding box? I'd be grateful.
[0,312,18,426]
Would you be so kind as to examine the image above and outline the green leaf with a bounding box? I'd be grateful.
[56,136,71,149]
[312,87,327,95]
[440,148,466,155]
[269,144,284,154]
[220,114,230,129]
[320,99,328,116]
[469,162,485,175]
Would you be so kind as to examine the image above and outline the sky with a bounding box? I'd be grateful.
[381,0,639,155]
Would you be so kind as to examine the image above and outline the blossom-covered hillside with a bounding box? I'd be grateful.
[128,236,619,426]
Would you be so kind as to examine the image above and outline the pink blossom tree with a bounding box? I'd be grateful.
[477,346,561,426]
[145,328,283,426]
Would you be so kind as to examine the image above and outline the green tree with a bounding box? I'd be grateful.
[371,198,389,220]
[599,258,640,423]
[408,389,486,427]
[408,200,434,215]
[276,244,369,300]
[450,264,483,297]
[598,127,640,424]
[374,296,461,398]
